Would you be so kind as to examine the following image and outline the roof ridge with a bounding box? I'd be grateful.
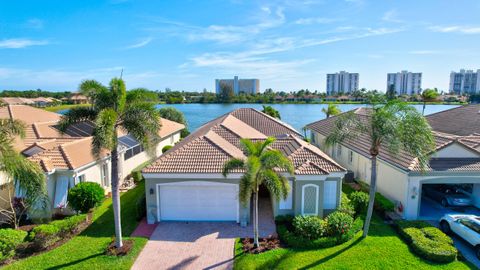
[59,144,75,169]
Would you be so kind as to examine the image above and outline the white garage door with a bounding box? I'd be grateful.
[158,181,239,222]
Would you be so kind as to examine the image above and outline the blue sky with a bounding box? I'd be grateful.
[1,0,479,92]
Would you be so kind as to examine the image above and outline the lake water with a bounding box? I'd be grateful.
[154,103,459,133]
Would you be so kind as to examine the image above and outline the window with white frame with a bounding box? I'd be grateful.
[101,163,109,187]
[324,181,338,209]
[302,184,319,215]
[348,150,353,164]
[279,180,293,209]
[77,174,85,183]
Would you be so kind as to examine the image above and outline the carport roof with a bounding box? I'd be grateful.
[143,108,345,175]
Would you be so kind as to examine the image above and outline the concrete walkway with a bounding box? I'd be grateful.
[132,198,276,270]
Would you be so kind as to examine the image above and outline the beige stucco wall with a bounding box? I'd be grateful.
[433,143,479,158]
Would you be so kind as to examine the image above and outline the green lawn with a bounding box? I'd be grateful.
[5,182,148,270]
[234,216,475,270]
[44,103,91,112]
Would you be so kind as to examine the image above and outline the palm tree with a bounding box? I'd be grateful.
[0,116,47,228]
[325,101,435,237]
[421,88,439,115]
[261,105,281,119]
[322,104,341,118]
[59,78,161,248]
[223,137,293,247]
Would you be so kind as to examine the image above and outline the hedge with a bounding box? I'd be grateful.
[0,229,27,262]
[30,214,87,250]
[277,217,363,249]
[395,220,457,263]
[68,182,105,213]
[352,182,395,216]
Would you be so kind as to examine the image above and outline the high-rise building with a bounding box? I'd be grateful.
[326,71,359,95]
[215,76,260,95]
[386,71,422,95]
[449,69,480,95]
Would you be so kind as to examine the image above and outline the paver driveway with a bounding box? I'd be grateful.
[132,199,276,270]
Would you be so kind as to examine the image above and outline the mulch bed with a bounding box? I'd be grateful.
[242,236,281,254]
[105,239,135,256]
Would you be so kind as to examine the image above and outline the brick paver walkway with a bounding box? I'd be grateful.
[132,198,275,270]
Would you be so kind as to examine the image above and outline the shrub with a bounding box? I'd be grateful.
[396,220,457,263]
[349,191,369,214]
[374,192,395,214]
[275,215,294,231]
[292,216,326,240]
[0,229,27,262]
[131,170,144,183]
[68,182,105,213]
[136,193,146,221]
[162,145,173,153]
[326,211,354,237]
[339,192,355,217]
[277,217,363,249]
[49,214,87,237]
[31,224,60,249]
[30,215,87,249]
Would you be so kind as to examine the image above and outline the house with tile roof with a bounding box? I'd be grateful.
[0,105,184,215]
[142,108,346,225]
[306,105,480,220]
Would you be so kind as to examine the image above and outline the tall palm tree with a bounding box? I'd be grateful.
[325,101,435,237]
[0,116,47,228]
[223,137,294,247]
[59,78,161,248]
[261,105,281,119]
[421,88,439,115]
[322,104,341,118]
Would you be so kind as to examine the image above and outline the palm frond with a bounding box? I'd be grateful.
[121,102,161,155]
[258,137,276,154]
[109,78,127,112]
[262,169,290,201]
[126,88,158,103]
[238,174,254,205]
[240,139,258,156]
[260,149,294,175]
[91,108,118,156]
[0,118,26,139]
[325,111,365,147]
[79,79,107,102]
[222,158,245,177]
[58,107,97,133]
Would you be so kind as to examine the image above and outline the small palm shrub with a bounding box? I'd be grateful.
[349,191,369,214]
[326,211,354,237]
[292,215,326,240]
[339,192,355,216]
[131,170,144,183]
[162,145,173,153]
[0,229,27,262]
[68,182,105,213]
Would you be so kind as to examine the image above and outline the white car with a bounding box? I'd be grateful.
[440,214,480,259]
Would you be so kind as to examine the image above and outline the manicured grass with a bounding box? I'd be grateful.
[44,103,91,112]
[5,182,148,270]
[234,215,474,270]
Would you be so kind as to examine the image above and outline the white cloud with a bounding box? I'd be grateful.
[429,25,480,34]
[0,38,49,49]
[125,37,153,49]
[382,10,403,23]
[294,17,339,25]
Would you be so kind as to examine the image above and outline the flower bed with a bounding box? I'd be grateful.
[395,220,457,263]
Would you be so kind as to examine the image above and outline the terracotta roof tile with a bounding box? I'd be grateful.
[427,104,480,136]
[306,107,480,172]
[144,108,344,175]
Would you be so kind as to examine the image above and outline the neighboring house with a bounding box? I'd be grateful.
[0,97,57,107]
[427,104,480,136]
[142,108,346,225]
[306,106,480,220]
[0,97,35,106]
[0,105,184,215]
[68,93,89,104]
